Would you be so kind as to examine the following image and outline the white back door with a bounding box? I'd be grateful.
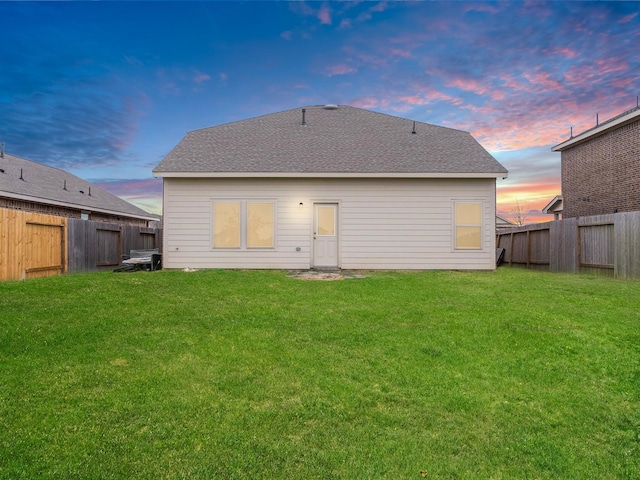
[313,203,338,268]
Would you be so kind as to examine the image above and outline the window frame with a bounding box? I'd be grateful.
[453,200,484,250]
[211,199,276,250]
[212,201,241,249]
[247,201,275,249]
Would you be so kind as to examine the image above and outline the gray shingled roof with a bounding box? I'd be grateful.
[0,152,158,221]
[153,105,508,176]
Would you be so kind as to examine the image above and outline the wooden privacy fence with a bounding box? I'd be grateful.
[0,207,162,281]
[496,211,640,280]
[67,219,161,273]
[0,208,67,280]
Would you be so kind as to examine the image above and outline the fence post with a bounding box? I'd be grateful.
[577,221,582,272]
[509,232,514,266]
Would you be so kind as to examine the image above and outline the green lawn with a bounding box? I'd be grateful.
[0,268,638,479]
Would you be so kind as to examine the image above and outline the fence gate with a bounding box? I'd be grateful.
[96,226,122,268]
[24,221,66,279]
[0,208,68,281]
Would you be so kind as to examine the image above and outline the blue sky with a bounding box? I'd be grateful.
[1,1,639,221]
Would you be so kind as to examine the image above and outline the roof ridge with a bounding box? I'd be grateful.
[185,104,472,135]
[332,105,473,134]
[572,105,640,139]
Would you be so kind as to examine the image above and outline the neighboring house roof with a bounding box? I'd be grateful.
[552,106,640,152]
[495,215,514,228]
[0,152,158,221]
[542,195,563,215]
[153,105,508,178]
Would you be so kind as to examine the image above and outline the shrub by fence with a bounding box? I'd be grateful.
[0,207,161,281]
[496,211,640,279]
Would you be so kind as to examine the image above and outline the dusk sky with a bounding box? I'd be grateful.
[2,1,639,222]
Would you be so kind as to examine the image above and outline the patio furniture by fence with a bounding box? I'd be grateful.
[114,249,161,272]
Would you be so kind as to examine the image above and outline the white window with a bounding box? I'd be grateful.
[213,202,240,248]
[247,202,274,248]
[454,202,483,249]
[212,200,275,249]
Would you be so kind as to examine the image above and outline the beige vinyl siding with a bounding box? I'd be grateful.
[161,177,497,270]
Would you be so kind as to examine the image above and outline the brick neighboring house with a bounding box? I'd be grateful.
[552,106,640,218]
[0,149,158,226]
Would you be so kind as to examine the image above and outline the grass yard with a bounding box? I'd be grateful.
[0,268,639,479]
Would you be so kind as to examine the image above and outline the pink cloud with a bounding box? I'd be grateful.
[350,96,387,109]
[463,3,501,14]
[501,75,527,91]
[619,12,638,23]
[398,94,430,106]
[612,77,633,88]
[522,70,565,93]
[324,63,356,77]
[491,90,506,101]
[370,2,388,13]
[342,45,389,68]
[445,78,488,95]
[564,64,597,86]
[564,56,628,87]
[390,48,411,58]
[289,1,333,26]
[356,1,388,23]
[544,46,579,59]
[399,88,463,107]
[594,56,628,75]
[318,4,332,25]
[193,72,211,84]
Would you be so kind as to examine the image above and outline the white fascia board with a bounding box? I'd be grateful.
[552,108,640,151]
[0,191,158,221]
[154,171,509,179]
[541,195,563,214]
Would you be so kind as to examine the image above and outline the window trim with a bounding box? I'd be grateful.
[212,201,241,249]
[247,201,275,249]
[211,199,276,250]
[453,200,484,250]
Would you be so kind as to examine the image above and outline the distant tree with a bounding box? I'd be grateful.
[511,199,529,226]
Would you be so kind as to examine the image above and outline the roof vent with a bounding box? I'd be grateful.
[324,104,338,110]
